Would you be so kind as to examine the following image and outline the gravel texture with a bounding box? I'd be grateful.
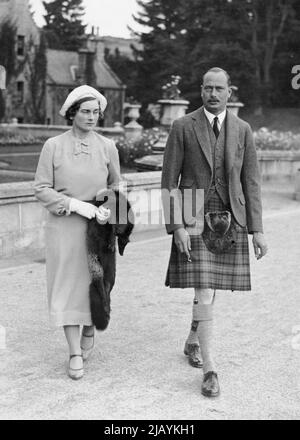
[0,179,299,420]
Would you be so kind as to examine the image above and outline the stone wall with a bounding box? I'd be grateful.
[259,151,300,180]
[0,172,163,258]
[0,122,124,139]
[1,151,300,259]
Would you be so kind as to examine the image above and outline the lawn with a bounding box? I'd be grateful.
[0,151,137,184]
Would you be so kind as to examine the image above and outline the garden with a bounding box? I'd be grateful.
[1,126,300,184]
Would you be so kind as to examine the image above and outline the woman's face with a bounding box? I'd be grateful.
[73,99,100,132]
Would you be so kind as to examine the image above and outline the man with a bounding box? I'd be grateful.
[161,67,267,397]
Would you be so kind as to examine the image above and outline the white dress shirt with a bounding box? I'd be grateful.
[204,108,226,132]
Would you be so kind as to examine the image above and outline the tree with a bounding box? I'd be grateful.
[43,0,86,51]
[230,0,299,110]
[24,33,47,123]
[132,0,300,112]
[0,19,25,121]
[131,0,188,106]
[0,19,18,85]
[104,47,139,102]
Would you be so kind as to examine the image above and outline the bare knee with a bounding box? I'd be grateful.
[194,288,215,305]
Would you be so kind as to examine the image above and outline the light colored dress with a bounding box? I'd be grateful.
[34,128,121,326]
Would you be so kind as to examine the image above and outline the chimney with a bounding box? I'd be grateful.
[95,39,105,60]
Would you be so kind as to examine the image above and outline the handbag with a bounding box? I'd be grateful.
[202,210,237,254]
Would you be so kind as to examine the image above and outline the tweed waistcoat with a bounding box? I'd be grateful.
[206,117,229,205]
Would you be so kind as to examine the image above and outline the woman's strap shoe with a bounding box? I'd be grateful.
[80,333,94,361]
[68,354,84,380]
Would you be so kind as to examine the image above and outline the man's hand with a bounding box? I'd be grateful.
[174,227,191,261]
[252,232,268,260]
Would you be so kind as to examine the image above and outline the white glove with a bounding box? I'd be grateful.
[69,198,97,219]
[95,206,111,224]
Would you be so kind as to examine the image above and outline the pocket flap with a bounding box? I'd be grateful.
[238,194,245,205]
[180,178,194,187]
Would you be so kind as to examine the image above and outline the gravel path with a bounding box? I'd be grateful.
[0,180,299,420]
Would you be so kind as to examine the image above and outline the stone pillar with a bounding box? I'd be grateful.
[294,169,300,201]
[0,65,6,90]
[124,104,143,141]
[226,102,244,116]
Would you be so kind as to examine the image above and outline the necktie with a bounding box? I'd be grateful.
[213,116,219,138]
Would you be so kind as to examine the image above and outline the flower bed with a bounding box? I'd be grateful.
[114,128,161,167]
[253,128,300,151]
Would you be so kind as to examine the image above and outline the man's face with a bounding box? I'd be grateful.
[201,71,231,115]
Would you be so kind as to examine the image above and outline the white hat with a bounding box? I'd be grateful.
[59,85,107,117]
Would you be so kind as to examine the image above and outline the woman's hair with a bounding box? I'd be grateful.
[65,96,104,122]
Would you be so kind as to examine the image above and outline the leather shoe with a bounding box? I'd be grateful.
[184,341,203,368]
[68,354,84,380]
[201,371,220,397]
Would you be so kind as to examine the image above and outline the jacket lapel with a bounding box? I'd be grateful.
[224,110,240,177]
[191,107,213,172]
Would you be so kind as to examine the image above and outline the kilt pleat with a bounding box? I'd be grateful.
[165,190,251,291]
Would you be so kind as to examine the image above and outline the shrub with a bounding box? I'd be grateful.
[0,130,46,145]
[254,128,300,151]
[114,128,162,167]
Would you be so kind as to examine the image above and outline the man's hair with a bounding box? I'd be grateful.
[202,67,231,86]
[65,96,104,122]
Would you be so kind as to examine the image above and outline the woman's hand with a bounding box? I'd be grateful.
[95,206,111,224]
[69,198,97,219]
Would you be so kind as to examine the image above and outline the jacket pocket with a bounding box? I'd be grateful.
[238,193,245,205]
[179,177,194,188]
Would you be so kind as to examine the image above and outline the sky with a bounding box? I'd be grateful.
[29,0,145,38]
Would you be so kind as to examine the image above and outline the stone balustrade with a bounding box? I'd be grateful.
[0,172,163,259]
[1,150,300,259]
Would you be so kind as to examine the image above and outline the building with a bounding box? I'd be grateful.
[45,36,126,126]
[0,0,127,126]
[0,0,39,122]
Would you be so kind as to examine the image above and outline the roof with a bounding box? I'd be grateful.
[46,49,124,89]
[99,36,143,60]
[46,50,78,86]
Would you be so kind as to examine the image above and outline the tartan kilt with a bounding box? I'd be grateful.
[165,190,251,291]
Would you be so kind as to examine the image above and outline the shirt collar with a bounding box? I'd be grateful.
[204,108,227,126]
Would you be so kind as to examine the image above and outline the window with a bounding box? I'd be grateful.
[17,81,24,102]
[17,36,25,56]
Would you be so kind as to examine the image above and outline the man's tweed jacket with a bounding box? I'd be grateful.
[161,106,263,235]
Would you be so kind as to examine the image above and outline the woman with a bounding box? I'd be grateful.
[34,85,122,380]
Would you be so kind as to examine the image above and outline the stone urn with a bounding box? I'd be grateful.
[157,99,189,128]
[124,103,142,128]
[124,103,143,141]
[226,85,244,116]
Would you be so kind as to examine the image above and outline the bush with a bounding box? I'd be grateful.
[114,128,162,167]
[254,128,300,151]
[0,130,46,145]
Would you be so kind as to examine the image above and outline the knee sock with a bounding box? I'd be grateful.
[186,297,203,345]
[196,304,215,374]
